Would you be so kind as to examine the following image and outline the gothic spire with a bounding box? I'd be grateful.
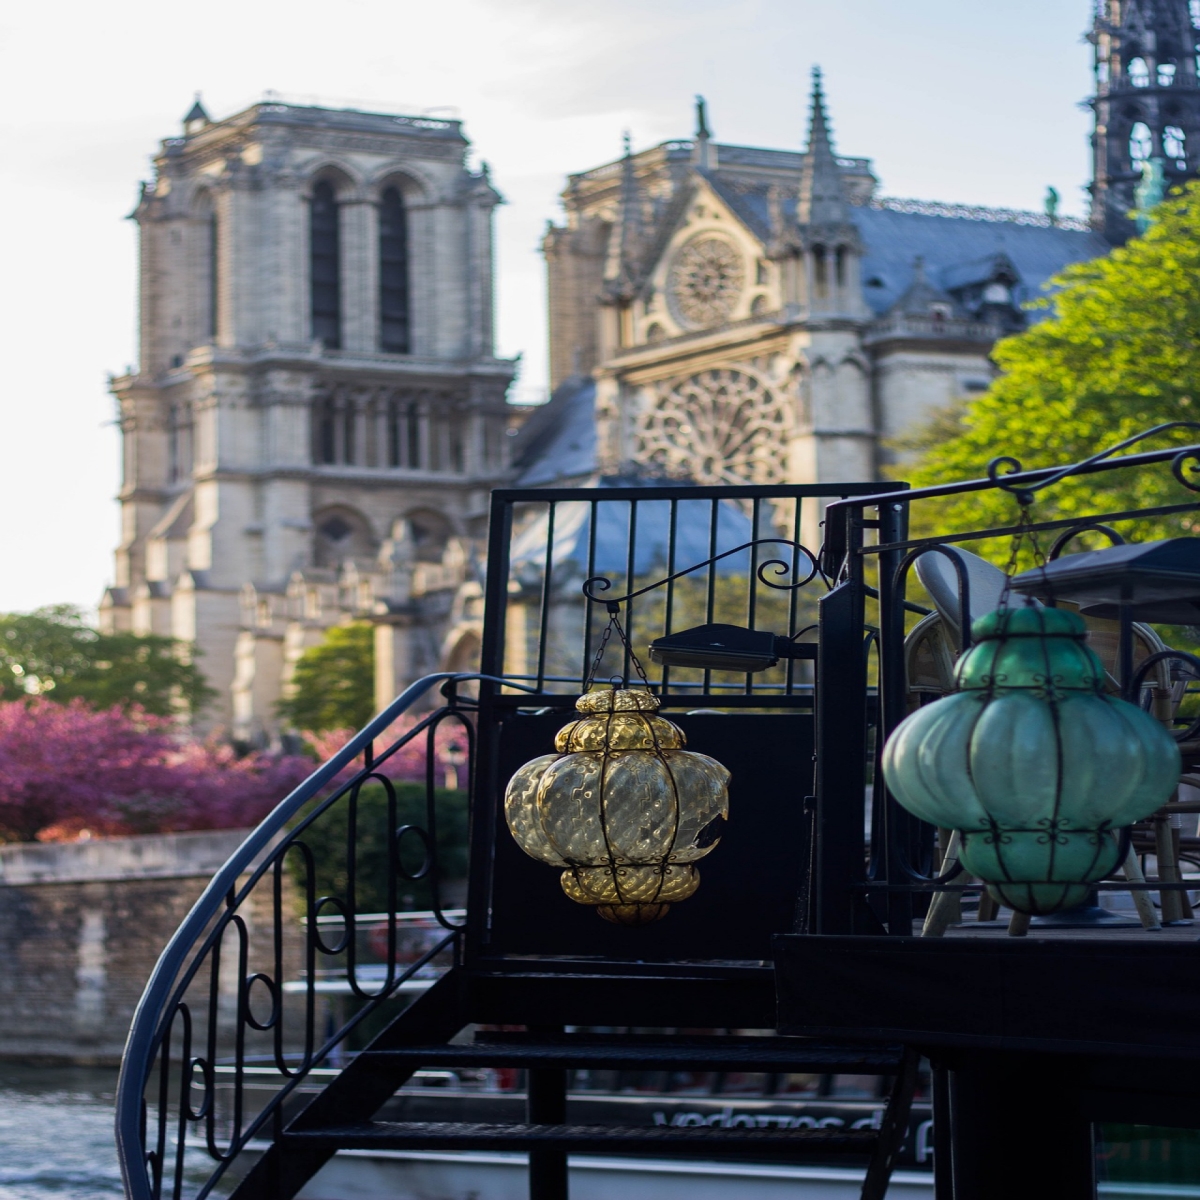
[797,67,847,227]
[605,131,642,300]
[184,94,210,131]
[693,95,713,170]
[1088,0,1200,242]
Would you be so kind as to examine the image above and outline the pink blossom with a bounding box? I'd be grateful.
[303,712,473,787]
[0,699,312,844]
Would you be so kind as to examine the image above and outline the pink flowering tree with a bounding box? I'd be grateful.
[0,699,313,844]
[303,712,474,789]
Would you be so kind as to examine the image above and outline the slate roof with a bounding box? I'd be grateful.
[509,492,757,576]
[510,375,597,486]
[706,173,1109,316]
[853,206,1109,315]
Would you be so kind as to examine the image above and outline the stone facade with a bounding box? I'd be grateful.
[540,74,1116,524]
[102,101,514,742]
[0,830,289,1063]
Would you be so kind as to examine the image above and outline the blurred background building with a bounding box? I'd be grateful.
[100,101,514,741]
[102,0,1200,739]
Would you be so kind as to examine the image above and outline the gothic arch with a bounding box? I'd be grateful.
[312,505,377,568]
[303,161,362,201]
[370,165,434,203]
[402,507,455,563]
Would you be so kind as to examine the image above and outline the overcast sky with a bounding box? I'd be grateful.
[0,0,1096,614]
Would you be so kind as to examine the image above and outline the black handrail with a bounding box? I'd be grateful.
[115,671,536,1200]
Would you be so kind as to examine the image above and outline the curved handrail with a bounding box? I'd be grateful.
[115,671,535,1200]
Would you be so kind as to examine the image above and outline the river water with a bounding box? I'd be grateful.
[0,1066,123,1200]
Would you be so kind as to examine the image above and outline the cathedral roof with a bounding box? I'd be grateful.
[511,375,597,486]
[699,175,1107,316]
[508,490,755,577]
[853,205,1109,315]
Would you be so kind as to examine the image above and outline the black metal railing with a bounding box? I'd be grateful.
[115,672,521,1200]
[480,482,898,708]
[814,429,1200,937]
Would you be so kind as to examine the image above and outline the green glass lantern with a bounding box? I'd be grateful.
[883,606,1180,914]
[505,688,731,925]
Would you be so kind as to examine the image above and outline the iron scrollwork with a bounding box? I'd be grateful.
[582,537,822,610]
[117,673,536,1200]
[987,421,1200,506]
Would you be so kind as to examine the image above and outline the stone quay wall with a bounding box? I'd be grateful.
[0,829,266,1064]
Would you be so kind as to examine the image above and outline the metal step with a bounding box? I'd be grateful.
[285,1120,879,1158]
[359,1032,902,1074]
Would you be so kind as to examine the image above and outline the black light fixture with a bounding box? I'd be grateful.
[647,623,816,673]
[1010,537,1200,622]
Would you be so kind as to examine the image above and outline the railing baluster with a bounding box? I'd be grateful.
[747,497,761,695]
[705,498,719,696]
[662,498,679,695]
[624,500,639,685]
[582,499,599,692]
[536,501,556,692]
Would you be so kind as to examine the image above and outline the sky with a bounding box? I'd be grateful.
[0,0,1097,614]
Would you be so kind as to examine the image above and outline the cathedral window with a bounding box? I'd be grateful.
[1159,61,1178,87]
[387,400,401,467]
[310,180,341,349]
[342,403,356,464]
[208,212,219,341]
[1129,121,1155,164]
[812,245,828,296]
[1165,125,1188,167]
[316,399,336,464]
[379,186,411,353]
[1128,57,1151,87]
[835,246,848,288]
[407,402,421,468]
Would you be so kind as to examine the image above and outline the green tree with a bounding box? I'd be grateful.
[0,605,214,717]
[906,182,1200,553]
[289,781,468,914]
[278,621,375,733]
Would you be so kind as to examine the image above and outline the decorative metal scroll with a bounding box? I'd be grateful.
[582,537,822,611]
[987,421,1200,505]
[116,673,536,1200]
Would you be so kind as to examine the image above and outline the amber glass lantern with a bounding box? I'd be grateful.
[505,689,731,925]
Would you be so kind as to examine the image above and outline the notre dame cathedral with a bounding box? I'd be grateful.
[102,0,1200,741]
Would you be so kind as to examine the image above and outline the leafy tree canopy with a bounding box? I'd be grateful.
[0,605,214,717]
[278,621,375,734]
[905,182,1200,552]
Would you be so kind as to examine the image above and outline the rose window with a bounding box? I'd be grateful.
[668,237,745,328]
[636,368,791,485]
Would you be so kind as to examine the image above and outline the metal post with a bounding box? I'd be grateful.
[527,1024,568,1200]
[876,499,915,935]
[467,494,514,962]
[815,504,868,934]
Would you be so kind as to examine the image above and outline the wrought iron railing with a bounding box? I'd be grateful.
[482,482,897,708]
[115,672,516,1200]
[814,427,1200,937]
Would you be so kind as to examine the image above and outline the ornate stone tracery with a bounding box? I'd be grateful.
[668,236,745,328]
[636,367,791,485]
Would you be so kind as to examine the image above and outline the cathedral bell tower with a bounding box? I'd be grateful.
[1090,0,1200,242]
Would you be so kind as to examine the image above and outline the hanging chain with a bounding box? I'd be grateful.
[583,603,652,692]
[998,499,1049,609]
